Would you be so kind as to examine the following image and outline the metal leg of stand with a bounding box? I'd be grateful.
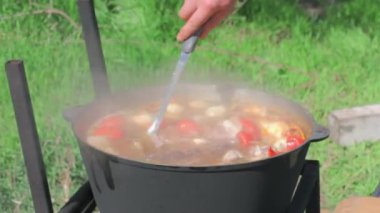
[373,182,380,197]
[287,160,320,213]
[306,161,320,213]
[59,181,96,213]
[77,0,110,99]
[5,60,54,213]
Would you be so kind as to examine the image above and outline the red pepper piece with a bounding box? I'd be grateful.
[93,114,126,140]
[100,114,126,128]
[177,119,199,135]
[93,126,125,140]
[268,147,277,157]
[237,131,254,147]
[239,118,261,141]
[286,135,304,150]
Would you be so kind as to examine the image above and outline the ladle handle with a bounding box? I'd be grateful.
[182,28,203,54]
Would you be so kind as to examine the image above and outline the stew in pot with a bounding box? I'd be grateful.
[86,88,307,166]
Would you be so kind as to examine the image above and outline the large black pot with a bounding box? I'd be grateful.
[65,84,329,213]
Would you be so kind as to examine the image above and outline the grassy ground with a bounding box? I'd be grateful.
[1,0,380,211]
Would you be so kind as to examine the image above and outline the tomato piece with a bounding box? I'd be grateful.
[100,114,126,128]
[93,126,125,140]
[237,131,254,147]
[268,147,277,157]
[237,118,261,147]
[177,119,199,135]
[92,114,126,141]
[286,135,304,150]
[239,118,261,140]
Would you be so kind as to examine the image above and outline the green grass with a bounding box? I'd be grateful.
[1,0,380,211]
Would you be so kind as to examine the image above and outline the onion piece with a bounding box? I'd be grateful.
[167,103,183,114]
[205,105,226,117]
[222,150,243,162]
[132,112,152,126]
[192,138,208,145]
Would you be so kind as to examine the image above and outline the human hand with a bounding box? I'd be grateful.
[177,0,237,41]
[334,196,380,213]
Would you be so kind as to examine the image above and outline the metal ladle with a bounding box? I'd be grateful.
[147,29,203,145]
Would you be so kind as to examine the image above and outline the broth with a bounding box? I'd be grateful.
[86,88,307,166]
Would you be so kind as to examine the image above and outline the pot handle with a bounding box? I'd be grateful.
[309,125,330,142]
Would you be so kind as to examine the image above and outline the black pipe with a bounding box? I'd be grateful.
[5,60,53,213]
[77,0,110,99]
[59,181,96,213]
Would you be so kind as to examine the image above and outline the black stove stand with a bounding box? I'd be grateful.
[6,61,380,213]
[5,60,323,213]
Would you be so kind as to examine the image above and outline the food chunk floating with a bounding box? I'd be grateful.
[132,112,152,127]
[176,119,200,136]
[86,88,307,166]
[167,103,184,114]
[205,105,226,117]
[222,150,243,163]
